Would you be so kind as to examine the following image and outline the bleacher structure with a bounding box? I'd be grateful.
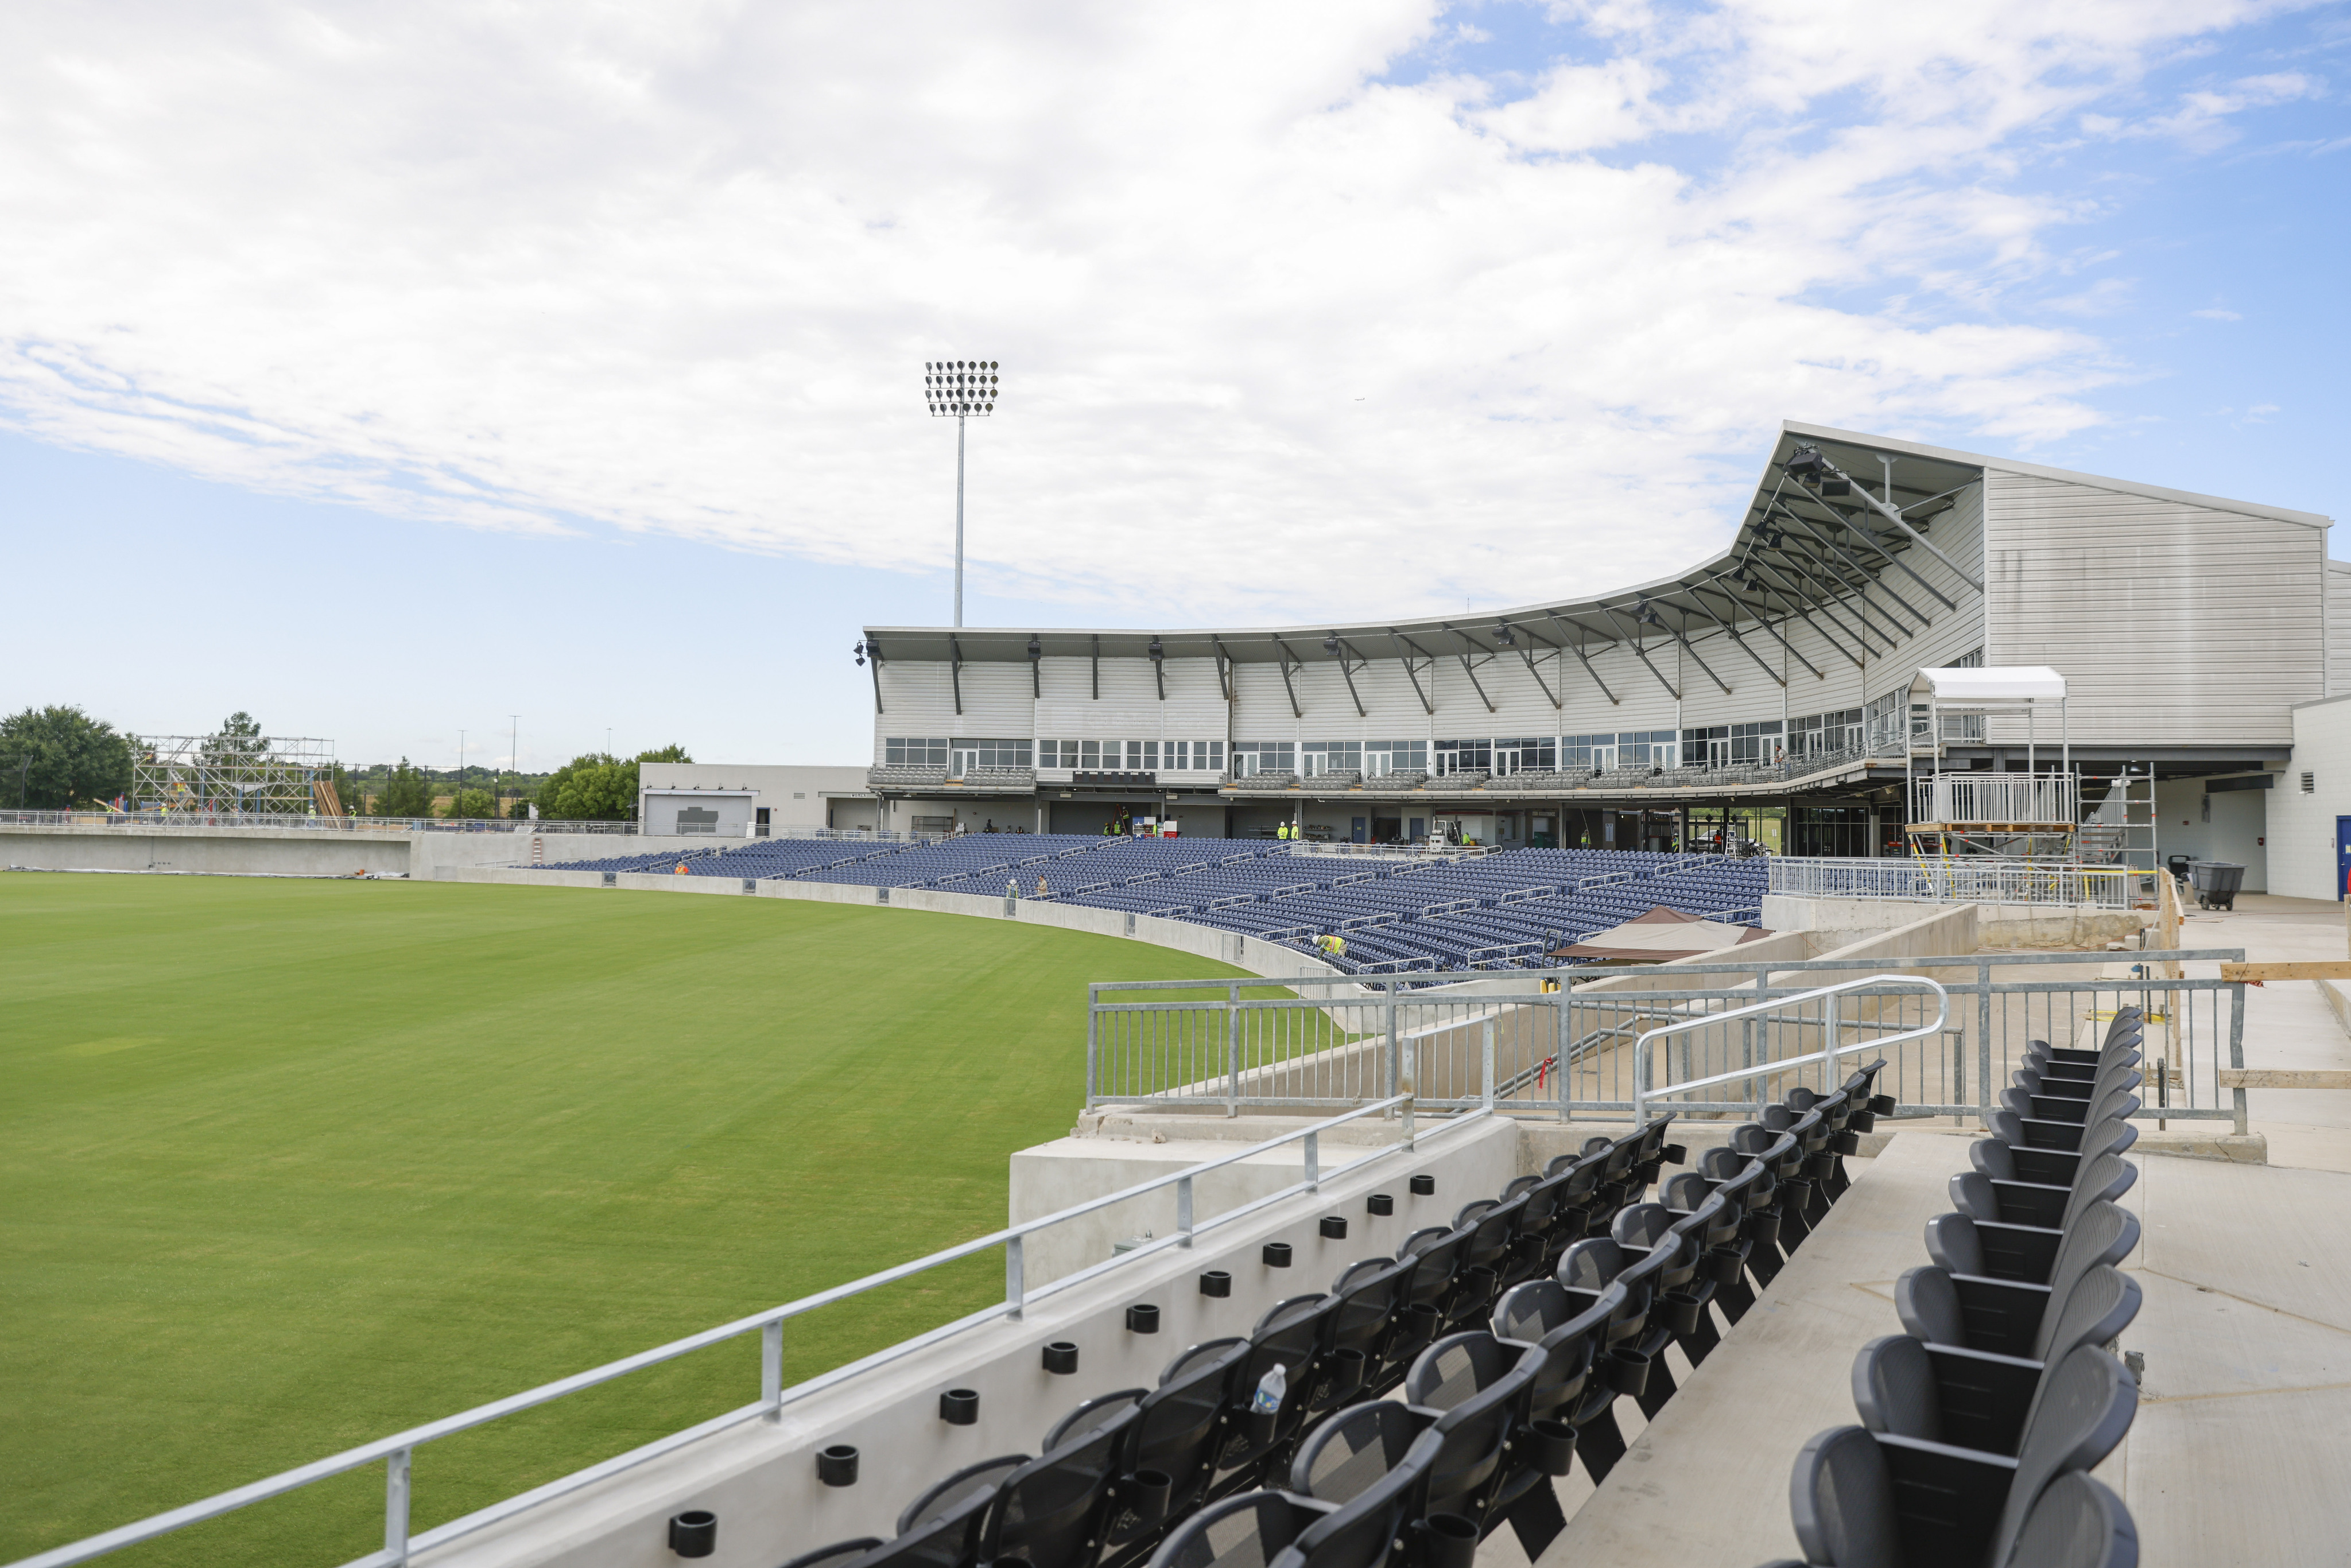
[532,833,1770,974]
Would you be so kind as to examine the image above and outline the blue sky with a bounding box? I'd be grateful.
[1,1,2345,770]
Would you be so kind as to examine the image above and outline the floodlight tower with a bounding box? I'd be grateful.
[924,358,1001,627]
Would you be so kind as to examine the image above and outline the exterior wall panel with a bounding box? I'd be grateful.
[2327,562,2351,698]
[1984,471,2322,746]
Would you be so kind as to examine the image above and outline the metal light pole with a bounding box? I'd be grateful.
[925,359,1000,627]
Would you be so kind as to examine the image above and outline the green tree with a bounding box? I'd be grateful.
[373,759,434,819]
[0,707,137,810]
[204,711,267,763]
[450,787,496,819]
[536,747,690,821]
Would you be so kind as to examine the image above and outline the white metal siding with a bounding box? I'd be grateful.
[1984,471,2321,746]
[2327,562,2351,698]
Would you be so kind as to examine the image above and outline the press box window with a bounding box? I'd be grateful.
[1232,742,1295,777]
[884,738,949,767]
[954,739,1031,769]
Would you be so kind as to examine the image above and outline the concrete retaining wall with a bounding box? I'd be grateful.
[1763,894,2150,949]
[426,1116,1511,1568]
[0,823,717,879]
[429,863,1347,985]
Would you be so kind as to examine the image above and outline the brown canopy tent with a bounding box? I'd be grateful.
[1549,905,1775,966]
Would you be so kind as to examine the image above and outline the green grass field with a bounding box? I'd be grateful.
[0,872,1251,1566]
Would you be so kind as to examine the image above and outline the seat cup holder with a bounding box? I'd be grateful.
[1240,1407,1279,1447]
[817,1445,859,1487]
[1868,1094,1897,1116]
[1323,1346,1367,1402]
[1745,1210,1782,1245]
[1658,1290,1704,1336]
[1831,1131,1861,1156]
[1398,1301,1442,1345]
[1122,1468,1173,1526]
[1525,1417,1578,1477]
[1805,1152,1837,1179]
[1846,1111,1876,1134]
[1603,1346,1651,1397]
[1418,1512,1480,1568]
[1703,1248,1745,1285]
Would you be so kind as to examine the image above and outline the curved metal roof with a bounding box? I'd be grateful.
[861,421,2326,668]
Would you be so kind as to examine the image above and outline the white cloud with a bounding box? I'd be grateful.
[2081,67,2324,150]
[0,1,2314,624]
[2192,307,2244,320]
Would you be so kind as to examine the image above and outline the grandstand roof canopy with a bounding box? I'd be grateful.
[863,420,2329,667]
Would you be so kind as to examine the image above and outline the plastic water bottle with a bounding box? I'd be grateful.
[1251,1363,1287,1415]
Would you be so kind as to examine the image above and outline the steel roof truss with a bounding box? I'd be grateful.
[1597,606,1681,700]
[1389,631,1438,714]
[1692,575,1823,680]
[1739,557,1867,666]
[1543,613,1621,705]
[1778,504,1929,630]
[1503,622,1564,709]
[1270,635,1305,718]
[1679,581,1786,688]
[1814,455,1984,593]
[1756,530,1895,650]
[1441,624,1499,713]
[1328,634,1370,718]
[1794,482,1960,612]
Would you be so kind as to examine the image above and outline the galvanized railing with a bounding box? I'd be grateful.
[1909,774,2079,826]
[1088,950,2246,1131]
[1765,856,2136,909]
[1631,974,1949,1124]
[9,1096,1487,1568]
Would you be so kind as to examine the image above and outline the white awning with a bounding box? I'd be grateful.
[1909,666,2066,701]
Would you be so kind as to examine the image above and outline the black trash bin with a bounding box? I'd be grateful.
[2190,860,2244,911]
[2165,853,2193,884]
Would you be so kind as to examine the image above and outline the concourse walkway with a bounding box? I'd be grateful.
[1495,1123,2351,1568]
[2179,892,2351,1173]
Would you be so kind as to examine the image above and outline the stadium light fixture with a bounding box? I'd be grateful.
[925,358,1002,628]
[1783,445,1826,480]
[1491,623,1516,646]
[852,640,869,667]
[1026,635,1042,661]
[1147,636,1165,662]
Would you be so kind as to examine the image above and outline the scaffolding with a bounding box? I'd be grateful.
[133,735,338,817]
[1903,666,2078,862]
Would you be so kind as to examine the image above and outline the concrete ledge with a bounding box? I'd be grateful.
[429,862,1349,987]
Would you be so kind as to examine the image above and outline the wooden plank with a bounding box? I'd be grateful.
[2218,1069,2351,1089]
[2219,961,2351,983]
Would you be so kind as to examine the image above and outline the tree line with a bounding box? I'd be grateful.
[0,705,689,821]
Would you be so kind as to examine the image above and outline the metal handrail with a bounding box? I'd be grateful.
[10,1093,1487,1568]
[1632,973,1949,1124]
